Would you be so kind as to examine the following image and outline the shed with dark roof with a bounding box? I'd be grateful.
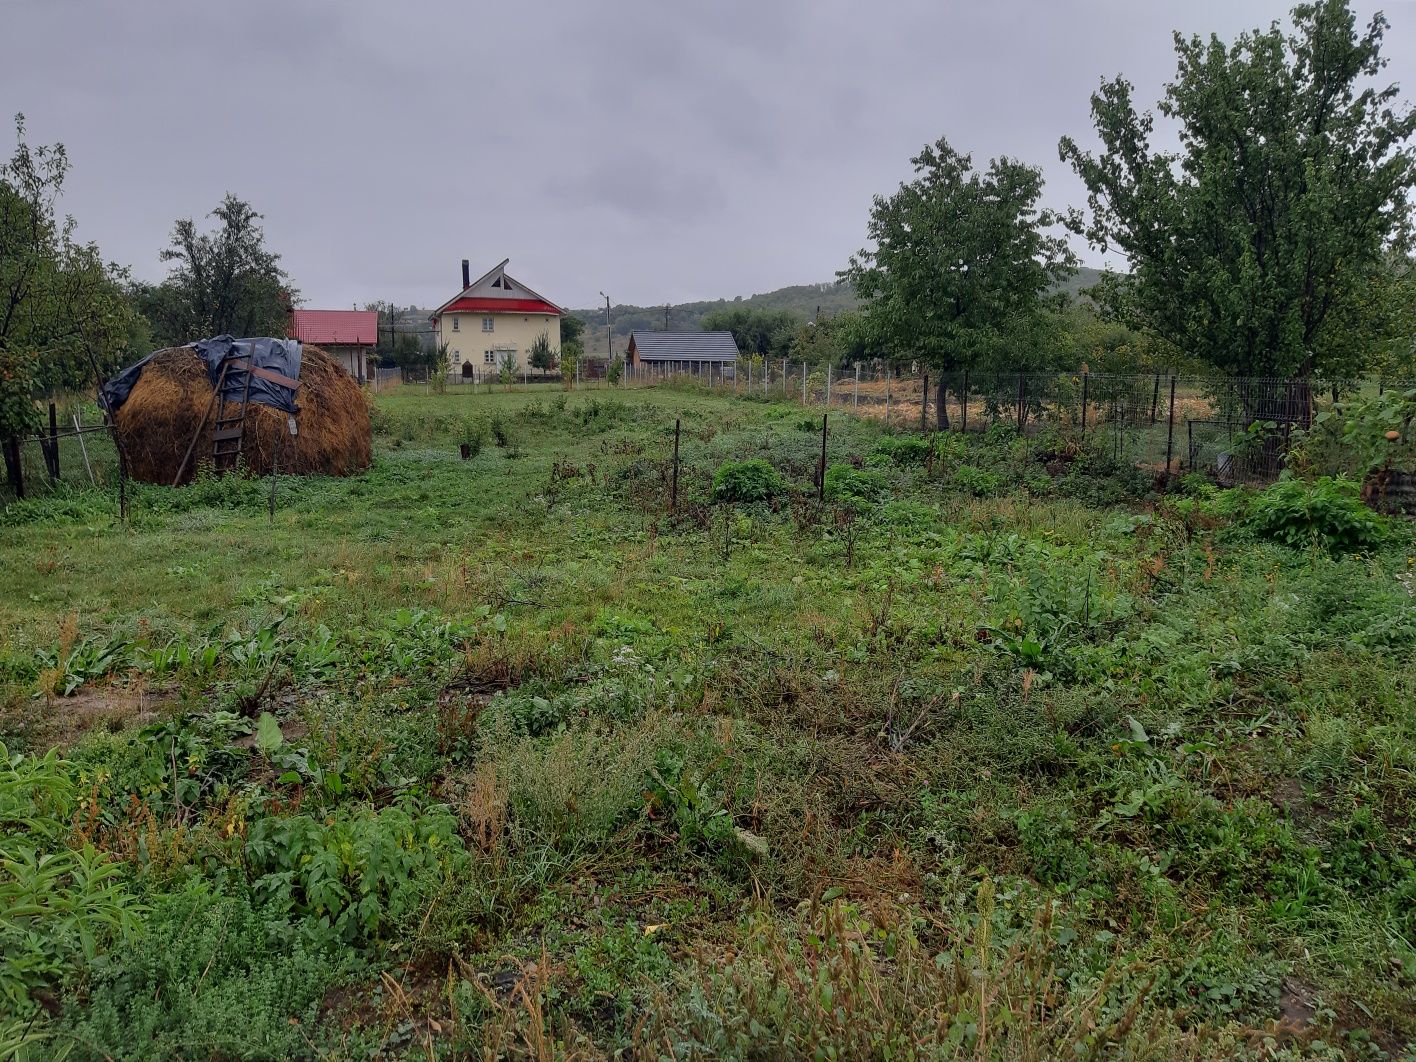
[627,331,738,378]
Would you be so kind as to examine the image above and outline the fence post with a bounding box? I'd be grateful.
[1282,379,1294,469]
[1150,374,1161,424]
[801,362,807,405]
[885,372,892,425]
[3,436,22,500]
[671,417,681,512]
[826,366,832,407]
[782,358,788,398]
[921,372,929,432]
[961,370,969,433]
[1080,372,1089,437]
[1164,376,1178,485]
[1016,374,1026,433]
[46,401,60,481]
[854,364,860,410]
[73,414,95,485]
[817,413,829,501]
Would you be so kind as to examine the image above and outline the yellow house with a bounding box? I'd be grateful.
[430,259,565,379]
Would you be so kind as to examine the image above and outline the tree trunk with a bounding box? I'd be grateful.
[936,373,950,431]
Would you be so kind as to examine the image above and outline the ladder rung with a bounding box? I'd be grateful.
[213,428,244,441]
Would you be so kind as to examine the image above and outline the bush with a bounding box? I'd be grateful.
[872,435,931,466]
[712,459,782,503]
[823,463,887,510]
[243,800,469,945]
[1245,476,1386,553]
[953,464,1003,498]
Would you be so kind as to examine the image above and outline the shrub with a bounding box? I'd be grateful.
[1,743,142,1015]
[712,459,782,503]
[953,464,1003,497]
[243,800,468,945]
[1245,476,1386,553]
[823,463,887,509]
[872,435,931,466]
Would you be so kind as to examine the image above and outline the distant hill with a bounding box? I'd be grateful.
[573,269,1107,355]
[573,281,860,355]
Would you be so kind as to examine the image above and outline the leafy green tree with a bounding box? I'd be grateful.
[790,309,867,367]
[1,115,137,445]
[1059,0,1416,380]
[528,331,556,375]
[843,135,1075,427]
[139,193,296,345]
[700,306,799,360]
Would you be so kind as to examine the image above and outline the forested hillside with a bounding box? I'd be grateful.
[572,269,1105,354]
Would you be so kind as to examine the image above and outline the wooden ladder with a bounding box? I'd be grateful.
[211,354,253,473]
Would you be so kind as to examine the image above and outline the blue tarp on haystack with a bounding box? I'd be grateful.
[102,336,303,414]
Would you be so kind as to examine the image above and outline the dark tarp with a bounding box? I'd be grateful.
[102,336,303,415]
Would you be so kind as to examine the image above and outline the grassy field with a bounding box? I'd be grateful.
[2,385,1414,1059]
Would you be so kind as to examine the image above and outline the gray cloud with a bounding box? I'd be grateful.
[2,0,1411,309]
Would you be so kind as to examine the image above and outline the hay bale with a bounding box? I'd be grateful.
[114,344,371,485]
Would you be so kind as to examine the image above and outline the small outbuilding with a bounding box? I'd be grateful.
[289,309,379,383]
[627,331,738,378]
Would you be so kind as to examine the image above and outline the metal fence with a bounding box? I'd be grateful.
[2,407,126,502]
[644,360,1412,485]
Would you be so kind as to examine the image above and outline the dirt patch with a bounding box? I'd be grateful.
[1279,976,1317,1029]
[2,683,177,749]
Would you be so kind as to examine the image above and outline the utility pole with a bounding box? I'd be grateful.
[664,304,669,330]
[599,291,613,382]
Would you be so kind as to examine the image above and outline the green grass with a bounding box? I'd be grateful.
[2,383,1414,1059]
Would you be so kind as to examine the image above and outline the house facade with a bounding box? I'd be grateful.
[430,259,564,378]
[289,309,379,383]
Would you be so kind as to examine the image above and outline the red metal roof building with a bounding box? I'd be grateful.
[289,309,379,382]
[430,260,565,381]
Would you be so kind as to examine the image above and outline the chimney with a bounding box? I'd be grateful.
[461,259,470,289]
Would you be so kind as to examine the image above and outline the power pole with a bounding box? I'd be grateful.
[664,304,669,330]
[599,291,612,378]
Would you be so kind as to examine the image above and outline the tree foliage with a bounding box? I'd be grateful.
[0,115,138,439]
[137,193,296,347]
[700,306,799,360]
[528,331,556,374]
[843,136,1075,378]
[790,309,868,367]
[1060,0,1416,379]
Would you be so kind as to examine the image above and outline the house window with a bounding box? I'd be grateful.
[452,317,459,331]
[484,351,496,365]
[482,317,495,332]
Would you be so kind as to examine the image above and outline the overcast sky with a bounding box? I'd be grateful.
[3,0,1413,311]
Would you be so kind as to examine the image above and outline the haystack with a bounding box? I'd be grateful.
[113,344,371,484]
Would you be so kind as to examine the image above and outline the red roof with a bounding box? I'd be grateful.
[435,298,562,317]
[290,309,379,346]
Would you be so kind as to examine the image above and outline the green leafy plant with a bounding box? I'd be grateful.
[712,459,782,503]
[243,800,468,945]
[823,462,887,510]
[954,463,1004,497]
[1245,476,1386,553]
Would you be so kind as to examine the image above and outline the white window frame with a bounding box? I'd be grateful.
[451,317,459,332]
[482,316,495,332]
[483,350,496,365]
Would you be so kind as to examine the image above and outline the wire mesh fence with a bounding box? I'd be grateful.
[657,360,1413,486]
[3,406,126,502]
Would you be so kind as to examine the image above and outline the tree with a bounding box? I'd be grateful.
[700,306,799,360]
[141,193,296,345]
[790,309,868,367]
[528,331,556,375]
[842,135,1075,427]
[1059,0,1416,380]
[1,115,137,447]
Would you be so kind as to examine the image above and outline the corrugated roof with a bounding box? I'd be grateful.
[290,309,379,346]
[629,331,739,361]
[440,298,561,316]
